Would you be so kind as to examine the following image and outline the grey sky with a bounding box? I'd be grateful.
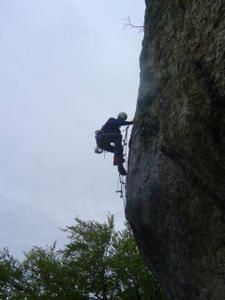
[0,0,145,258]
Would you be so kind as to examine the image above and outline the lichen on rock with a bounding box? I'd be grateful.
[126,1,225,299]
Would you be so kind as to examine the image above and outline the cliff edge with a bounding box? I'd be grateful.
[126,1,225,299]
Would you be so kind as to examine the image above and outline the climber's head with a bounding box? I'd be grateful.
[117,112,128,121]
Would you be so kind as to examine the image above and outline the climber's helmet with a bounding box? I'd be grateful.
[117,112,128,121]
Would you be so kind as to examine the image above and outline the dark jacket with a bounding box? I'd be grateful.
[101,118,133,134]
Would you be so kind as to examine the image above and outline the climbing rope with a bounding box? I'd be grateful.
[116,126,129,207]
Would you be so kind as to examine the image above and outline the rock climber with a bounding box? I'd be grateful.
[95,112,133,166]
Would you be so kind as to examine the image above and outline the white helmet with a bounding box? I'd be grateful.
[118,112,128,120]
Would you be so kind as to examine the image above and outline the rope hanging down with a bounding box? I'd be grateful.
[116,126,129,207]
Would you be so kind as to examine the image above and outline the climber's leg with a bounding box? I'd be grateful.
[98,136,115,153]
[112,135,125,165]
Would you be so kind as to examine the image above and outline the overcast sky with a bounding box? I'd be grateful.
[0,0,145,258]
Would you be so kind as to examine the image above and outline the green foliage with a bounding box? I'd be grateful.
[110,223,166,300]
[21,242,81,299]
[0,215,169,300]
[62,214,115,299]
[0,248,25,300]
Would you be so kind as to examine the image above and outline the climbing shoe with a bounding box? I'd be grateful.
[118,164,127,176]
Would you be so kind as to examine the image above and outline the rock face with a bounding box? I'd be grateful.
[126,1,225,299]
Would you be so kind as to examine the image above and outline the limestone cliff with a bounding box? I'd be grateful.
[126,1,225,299]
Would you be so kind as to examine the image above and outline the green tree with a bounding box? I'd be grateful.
[0,215,168,300]
[110,223,167,300]
[20,243,81,299]
[62,214,115,299]
[0,248,24,300]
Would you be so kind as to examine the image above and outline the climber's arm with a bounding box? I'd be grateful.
[112,118,134,127]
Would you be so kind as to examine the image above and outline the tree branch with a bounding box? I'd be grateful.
[123,16,144,32]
